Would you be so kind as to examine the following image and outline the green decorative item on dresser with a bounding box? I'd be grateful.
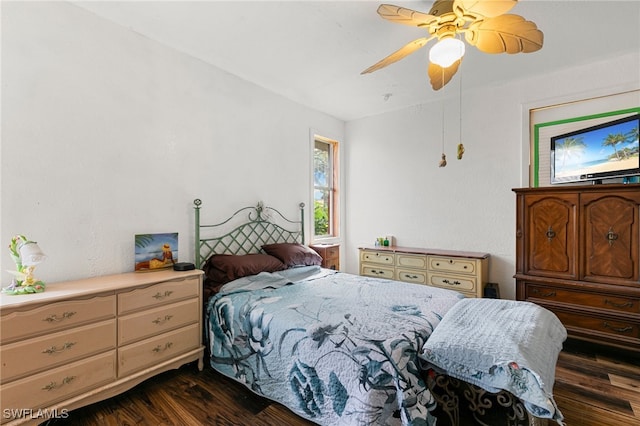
[3,234,47,295]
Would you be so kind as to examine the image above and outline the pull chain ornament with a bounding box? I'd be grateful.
[439,153,447,167]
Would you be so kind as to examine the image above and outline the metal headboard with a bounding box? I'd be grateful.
[193,199,305,269]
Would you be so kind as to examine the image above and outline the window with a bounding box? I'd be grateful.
[313,136,339,240]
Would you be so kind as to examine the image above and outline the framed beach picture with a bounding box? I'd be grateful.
[134,232,178,271]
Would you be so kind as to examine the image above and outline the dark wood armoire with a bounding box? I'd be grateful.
[514,184,640,352]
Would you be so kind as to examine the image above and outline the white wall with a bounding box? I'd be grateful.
[344,52,640,300]
[1,2,344,283]
[3,2,638,301]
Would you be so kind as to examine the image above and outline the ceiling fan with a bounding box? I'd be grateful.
[361,0,543,90]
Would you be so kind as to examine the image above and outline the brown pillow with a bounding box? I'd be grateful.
[261,243,322,268]
[203,253,285,285]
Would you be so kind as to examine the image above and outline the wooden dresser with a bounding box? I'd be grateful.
[309,243,340,270]
[514,184,640,352]
[0,269,204,425]
[358,246,489,298]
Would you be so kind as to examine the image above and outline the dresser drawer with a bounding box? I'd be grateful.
[428,256,477,275]
[396,268,427,285]
[118,323,200,377]
[118,298,199,345]
[118,277,199,314]
[360,250,395,266]
[553,310,640,340]
[525,284,640,314]
[428,273,477,293]
[396,253,427,270]
[0,295,116,344]
[1,319,116,383]
[312,244,340,270]
[0,351,116,417]
[360,265,395,280]
[325,246,340,260]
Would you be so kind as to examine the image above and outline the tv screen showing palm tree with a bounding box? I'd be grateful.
[550,113,639,184]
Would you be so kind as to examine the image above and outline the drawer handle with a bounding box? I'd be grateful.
[602,322,633,334]
[371,255,391,261]
[604,299,634,309]
[531,288,556,298]
[42,342,76,354]
[403,274,418,279]
[442,279,461,286]
[370,269,385,275]
[545,226,556,242]
[606,228,618,246]
[42,311,76,323]
[152,342,174,353]
[152,315,174,325]
[42,375,76,391]
[152,291,174,300]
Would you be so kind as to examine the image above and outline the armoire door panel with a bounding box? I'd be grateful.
[525,194,579,279]
[582,192,640,285]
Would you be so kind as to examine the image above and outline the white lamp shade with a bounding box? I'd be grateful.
[429,38,465,68]
[19,242,47,266]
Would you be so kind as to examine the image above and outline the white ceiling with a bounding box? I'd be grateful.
[73,1,640,121]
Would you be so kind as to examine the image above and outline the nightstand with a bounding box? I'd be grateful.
[310,243,340,270]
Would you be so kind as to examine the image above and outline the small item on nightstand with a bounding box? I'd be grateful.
[174,262,195,271]
[383,237,389,247]
[484,283,500,299]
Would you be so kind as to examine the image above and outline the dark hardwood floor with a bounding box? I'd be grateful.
[551,339,640,426]
[47,339,639,426]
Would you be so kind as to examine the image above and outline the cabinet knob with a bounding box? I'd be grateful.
[606,228,618,246]
[602,322,633,334]
[152,315,174,325]
[604,299,633,309]
[42,342,77,355]
[545,226,556,242]
[531,288,556,298]
[42,376,76,391]
[152,291,174,300]
[152,342,174,353]
[42,311,76,323]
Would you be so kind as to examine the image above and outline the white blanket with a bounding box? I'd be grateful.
[420,298,567,424]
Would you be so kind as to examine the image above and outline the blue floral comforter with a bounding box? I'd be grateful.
[206,266,464,425]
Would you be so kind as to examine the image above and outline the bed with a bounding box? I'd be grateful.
[194,199,566,426]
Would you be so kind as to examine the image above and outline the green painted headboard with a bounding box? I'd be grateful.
[193,199,305,269]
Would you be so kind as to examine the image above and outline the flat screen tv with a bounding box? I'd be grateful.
[550,113,640,184]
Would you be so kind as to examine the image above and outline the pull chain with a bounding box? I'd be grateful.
[439,67,447,167]
[457,75,465,160]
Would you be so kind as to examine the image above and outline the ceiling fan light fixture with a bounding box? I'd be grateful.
[429,37,465,68]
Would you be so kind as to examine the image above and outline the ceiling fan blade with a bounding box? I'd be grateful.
[454,0,517,18]
[377,4,438,27]
[428,59,462,91]
[361,36,434,74]
[465,14,543,54]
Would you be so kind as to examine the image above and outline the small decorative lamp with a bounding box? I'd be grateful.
[3,235,47,295]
